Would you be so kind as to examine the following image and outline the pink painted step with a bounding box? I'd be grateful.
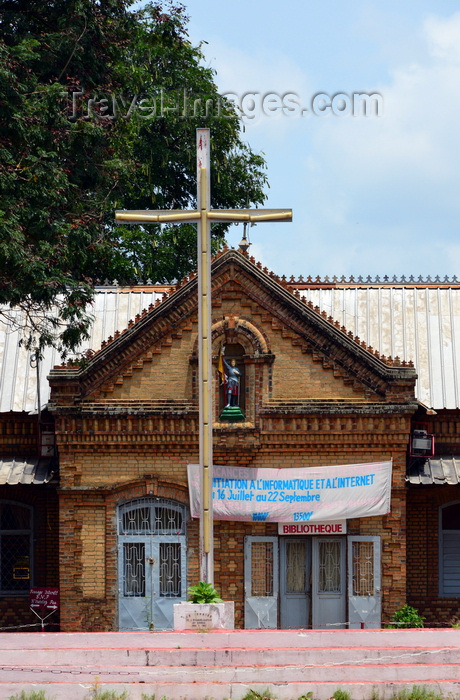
[0,629,459,700]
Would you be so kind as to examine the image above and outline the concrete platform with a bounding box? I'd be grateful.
[0,629,459,699]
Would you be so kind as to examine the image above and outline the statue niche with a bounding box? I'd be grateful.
[218,343,245,422]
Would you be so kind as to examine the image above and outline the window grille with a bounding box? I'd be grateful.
[159,542,181,597]
[123,542,145,597]
[286,541,307,593]
[118,498,186,536]
[0,501,33,594]
[440,501,460,597]
[318,540,341,593]
[352,540,375,596]
[251,541,273,596]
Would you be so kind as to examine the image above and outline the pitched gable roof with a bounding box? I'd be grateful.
[47,250,415,407]
[0,248,456,412]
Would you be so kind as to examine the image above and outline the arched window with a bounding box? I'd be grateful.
[118,498,186,536]
[0,501,33,595]
[439,501,460,597]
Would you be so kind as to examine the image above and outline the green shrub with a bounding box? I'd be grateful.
[187,581,223,603]
[391,604,425,628]
[332,690,352,700]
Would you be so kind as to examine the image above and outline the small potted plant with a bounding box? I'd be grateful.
[173,582,234,630]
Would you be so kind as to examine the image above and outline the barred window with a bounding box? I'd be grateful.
[118,498,186,536]
[0,501,33,594]
[440,502,460,597]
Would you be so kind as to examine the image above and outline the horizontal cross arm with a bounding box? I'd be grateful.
[207,208,292,222]
[115,210,200,224]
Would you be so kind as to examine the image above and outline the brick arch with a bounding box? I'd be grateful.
[196,316,270,355]
[189,317,270,360]
[112,478,189,509]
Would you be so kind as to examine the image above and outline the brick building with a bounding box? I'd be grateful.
[0,249,459,631]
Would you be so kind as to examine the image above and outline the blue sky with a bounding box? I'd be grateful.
[181,0,460,279]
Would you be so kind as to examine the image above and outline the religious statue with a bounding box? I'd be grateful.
[223,357,241,407]
[217,345,245,422]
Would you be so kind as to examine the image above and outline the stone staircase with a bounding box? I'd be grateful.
[0,628,459,700]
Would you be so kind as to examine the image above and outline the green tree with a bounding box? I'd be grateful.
[0,0,267,354]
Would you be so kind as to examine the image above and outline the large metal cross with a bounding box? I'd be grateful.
[116,128,292,584]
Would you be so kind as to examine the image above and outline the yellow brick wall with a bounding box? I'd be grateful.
[90,303,378,404]
[74,454,191,488]
[98,338,195,401]
[78,506,106,598]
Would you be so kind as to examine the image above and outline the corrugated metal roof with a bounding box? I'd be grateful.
[299,287,460,410]
[1,280,460,413]
[0,459,56,485]
[0,288,164,413]
[407,456,460,485]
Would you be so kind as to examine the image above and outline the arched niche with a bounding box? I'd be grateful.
[210,316,274,425]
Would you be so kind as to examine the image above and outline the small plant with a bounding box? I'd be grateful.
[240,690,276,700]
[85,680,129,700]
[298,694,313,700]
[391,685,443,700]
[391,604,425,629]
[333,690,352,700]
[187,581,223,603]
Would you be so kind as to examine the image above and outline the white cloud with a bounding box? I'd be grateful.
[424,12,460,62]
[191,5,460,278]
[197,38,312,138]
[300,11,460,273]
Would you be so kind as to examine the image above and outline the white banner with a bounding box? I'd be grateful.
[187,461,392,523]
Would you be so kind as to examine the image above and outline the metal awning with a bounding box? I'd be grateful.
[0,459,56,485]
[406,456,460,485]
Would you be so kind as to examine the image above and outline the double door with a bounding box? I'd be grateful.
[244,535,380,629]
[117,498,187,631]
[118,535,186,631]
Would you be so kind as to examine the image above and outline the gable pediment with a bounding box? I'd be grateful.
[48,250,416,408]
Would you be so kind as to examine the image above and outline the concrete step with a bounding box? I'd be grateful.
[2,628,460,648]
[1,662,460,683]
[0,630,459,700]
[1,645,460,667]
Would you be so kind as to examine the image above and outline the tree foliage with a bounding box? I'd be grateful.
[0,0,267,353]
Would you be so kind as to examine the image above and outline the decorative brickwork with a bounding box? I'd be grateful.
[48,251,417,631]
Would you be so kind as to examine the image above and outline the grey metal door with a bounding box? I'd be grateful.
[244,536,278,628]
[118,498,187,631]
[348,535,381,628]
[312,537,346,629]
[280,538,312,628]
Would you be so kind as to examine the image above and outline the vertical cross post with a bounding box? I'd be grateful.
[115,128,292,588]
[196,129,213,582]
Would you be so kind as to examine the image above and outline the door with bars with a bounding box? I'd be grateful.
[118,498,187,631]
[347,535,381,628]
[312,537,347,629]
[280,538,312,628]
[244,536,278,628]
